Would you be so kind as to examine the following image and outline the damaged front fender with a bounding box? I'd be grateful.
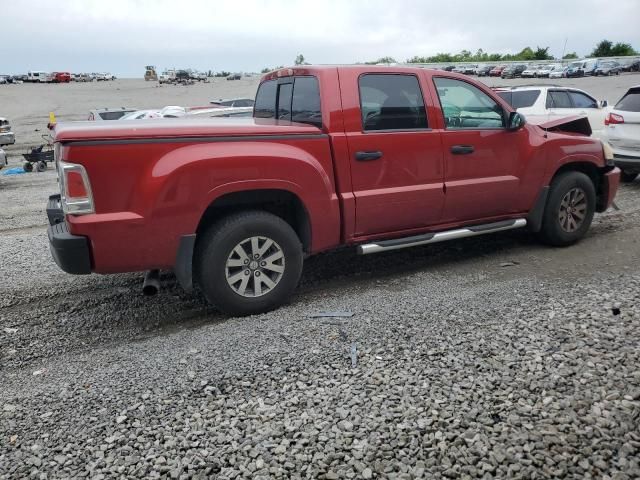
[526,115,593,137]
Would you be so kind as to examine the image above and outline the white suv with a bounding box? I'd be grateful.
[603,85,640,182]
[495,85,609,138]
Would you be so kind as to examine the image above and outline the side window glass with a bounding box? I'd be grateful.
[569,91,597,108]
[547,91,572,108]
[358,74,428,131]
[277,83,293,120]
[433,77,504,129]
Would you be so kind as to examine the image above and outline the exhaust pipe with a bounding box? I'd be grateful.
[142,269,160,296]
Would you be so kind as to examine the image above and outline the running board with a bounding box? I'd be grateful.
[358,219,527,255]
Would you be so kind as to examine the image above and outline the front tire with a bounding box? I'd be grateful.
[195,211,303,316]
[537,171,596,246]
[621,171,638,183]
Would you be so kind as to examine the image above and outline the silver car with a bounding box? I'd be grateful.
[88,107,137,121]
[604,85,640,182]
[0,117,16,146]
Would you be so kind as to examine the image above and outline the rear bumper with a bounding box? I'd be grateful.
[47,194,65,225]
[613,153,640,172]
[47,193,91,274]
[48,221,92,274]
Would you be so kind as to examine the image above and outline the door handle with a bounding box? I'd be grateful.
[355,151,383,161]
[450,145,474,155]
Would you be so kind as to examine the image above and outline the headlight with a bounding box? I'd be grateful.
[601,140,615,166]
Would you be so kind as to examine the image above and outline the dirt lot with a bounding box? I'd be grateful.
[1,74,640,478]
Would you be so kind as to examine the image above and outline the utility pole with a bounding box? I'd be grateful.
[561,38,568,64]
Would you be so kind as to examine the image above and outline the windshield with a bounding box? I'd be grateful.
[99,111,130,120]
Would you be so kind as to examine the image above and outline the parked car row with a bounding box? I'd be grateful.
[437,58,640,80]
[86,99,255,122]
[0,71,116,84]
[158,69,208,84]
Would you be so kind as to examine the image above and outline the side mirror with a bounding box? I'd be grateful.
[507,111,525,131]
[599,100,608,108]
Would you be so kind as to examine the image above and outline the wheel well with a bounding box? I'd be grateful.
[552,162,607,211]
[196,190,312,252]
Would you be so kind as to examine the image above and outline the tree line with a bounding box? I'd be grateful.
[258,40,637,73]
[366,40,637,65]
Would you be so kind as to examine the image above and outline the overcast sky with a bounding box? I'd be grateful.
[2,0,638,76]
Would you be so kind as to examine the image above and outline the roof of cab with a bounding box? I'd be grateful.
[260,64,473,83]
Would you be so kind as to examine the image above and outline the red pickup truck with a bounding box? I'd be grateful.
[47,66,620,315]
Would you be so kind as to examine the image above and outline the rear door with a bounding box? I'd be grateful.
[545,89,574,118]
[340,70,445,236]
[431,76,529,223]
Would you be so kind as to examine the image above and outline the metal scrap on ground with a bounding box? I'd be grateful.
[309,311,354,318]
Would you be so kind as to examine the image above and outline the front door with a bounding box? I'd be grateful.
[432,76,527,223]
[341,72,445,236]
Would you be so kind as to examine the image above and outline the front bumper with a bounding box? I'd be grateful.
[599,167,621,212]
[0,131,15,146]
[47,194,91,274]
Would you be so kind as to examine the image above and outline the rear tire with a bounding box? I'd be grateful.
[621,171,638,183]
[23,162,33,172]
[537,171,596,246]
[195,211,303,316]
[37,161,47,172]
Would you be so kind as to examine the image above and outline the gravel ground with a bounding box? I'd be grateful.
[2,76,640,478]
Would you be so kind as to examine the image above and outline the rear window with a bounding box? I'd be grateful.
[497,90,540,109]
[291,77,321,126]
[615,88,640,112]
[253,76,322,127]
[254,80,277,118]
[277,83,293,120]
[234,99,254,107]
[99,111,127,120]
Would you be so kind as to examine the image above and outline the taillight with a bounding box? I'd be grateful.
[58,161,94,215]
[605,113,624,125]
[66,171,88,198]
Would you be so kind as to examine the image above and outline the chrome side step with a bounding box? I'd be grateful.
[358,219,527,255]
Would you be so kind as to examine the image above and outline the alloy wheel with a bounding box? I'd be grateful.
[225,236,285,297]
[558,188,587,233]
